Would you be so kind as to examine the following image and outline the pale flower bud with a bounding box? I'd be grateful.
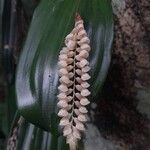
[58,109,69,117]
[58,84,68,92]
[59,117,69,126]
[78,114,87,122]
[79,59,89,68]
[80,98,90,106]
[81,73,91,81]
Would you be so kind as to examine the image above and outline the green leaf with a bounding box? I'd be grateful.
[9,115,69,150]
[16,0,114,131]
[9,114,115,150]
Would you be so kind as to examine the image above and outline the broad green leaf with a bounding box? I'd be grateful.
[16,0,114,131]
[9,114,115,150]
[8,114,69,150]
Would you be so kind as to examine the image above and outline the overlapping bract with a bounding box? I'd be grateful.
[57,14,91,149]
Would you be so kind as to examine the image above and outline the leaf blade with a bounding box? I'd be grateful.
[16,0,114,130]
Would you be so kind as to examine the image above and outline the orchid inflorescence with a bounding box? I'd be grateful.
[57,14,91,150]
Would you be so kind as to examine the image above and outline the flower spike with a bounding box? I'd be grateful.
[57,13,91,150]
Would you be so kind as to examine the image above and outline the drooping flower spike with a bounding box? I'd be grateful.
[57,13,91,150]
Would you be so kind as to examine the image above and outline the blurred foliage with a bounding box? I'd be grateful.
[0,0,4,48]
[0,0,40,149]
[0,1,7,149]
[0,0,40,130]
[0,103,8,136]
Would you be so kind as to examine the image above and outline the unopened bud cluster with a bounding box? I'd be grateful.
[57,14,91,149]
